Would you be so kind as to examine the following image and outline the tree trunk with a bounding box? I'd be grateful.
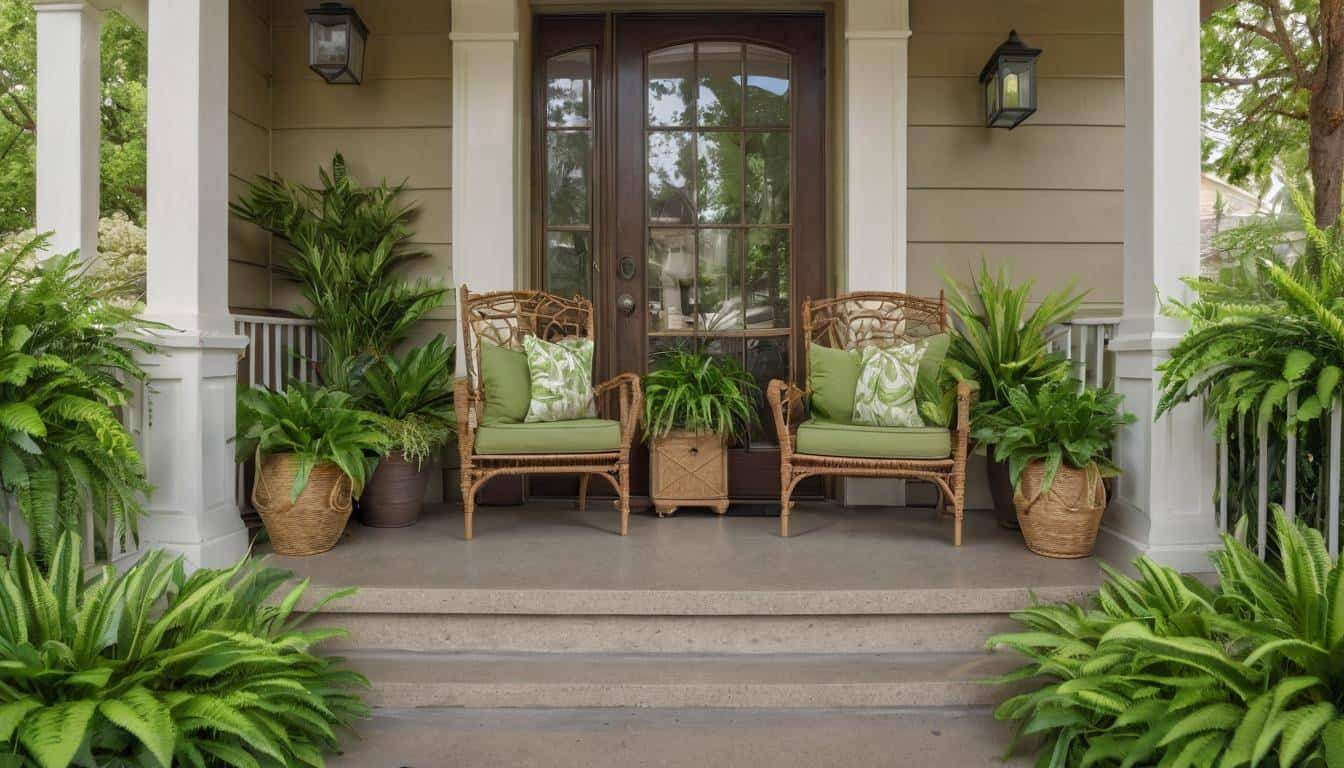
[1312,3,1344,228]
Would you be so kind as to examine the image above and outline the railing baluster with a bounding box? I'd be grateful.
[1285,392,1297,520]
[1093,326,1105,388]
[1329,399,1342,558]
[1219,434,1229,534]
[1257,418,1269,558]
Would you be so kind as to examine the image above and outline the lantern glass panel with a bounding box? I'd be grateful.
[1000,58,1033,109]
[346,23,365,81]
[310,19,349,74]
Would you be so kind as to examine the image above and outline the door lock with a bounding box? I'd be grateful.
[617,293,636,315]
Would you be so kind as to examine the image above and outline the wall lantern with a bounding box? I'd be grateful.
[306,2,369,85]
[978,30,1041,129]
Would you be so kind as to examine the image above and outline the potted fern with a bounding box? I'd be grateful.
[355,335,456,527]
[972,381,1133,558]
[944,265,1086,528]
[236,383,390,555]
[643,348,760,517]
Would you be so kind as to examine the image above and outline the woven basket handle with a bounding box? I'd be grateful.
[251,445,277,513]
[1013,464,1105,516]
[329,471,354,513]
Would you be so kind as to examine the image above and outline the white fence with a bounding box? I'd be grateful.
[232,314,322,516]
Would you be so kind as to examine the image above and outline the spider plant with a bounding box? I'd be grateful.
[991,508,1344,768]
[0,234,158,566]
[235,383,390,500]
[356,335,456,468]
[0,530,368,767]
[643,347,760,441]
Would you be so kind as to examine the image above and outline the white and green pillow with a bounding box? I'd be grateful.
[852,342,926,428]
[523,335,597,423]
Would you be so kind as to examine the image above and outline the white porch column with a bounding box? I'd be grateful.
[843,0,911,506]
[450,0,520,372]
[1101,0,1221,571]
[33,1,101,259]
[138,0,248,568]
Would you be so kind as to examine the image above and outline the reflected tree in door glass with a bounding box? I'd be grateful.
[698,229,744,331]
[746,45,790,126]
[546,231,591,299]
[648,44,694,127]
[647,132,695,224]
[547,131,590,226]
[697,43,743,128]
[546,50,592,127]
[746,228,789,328]
[697,132,743,225]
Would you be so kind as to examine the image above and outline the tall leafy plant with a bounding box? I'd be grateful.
[943,264,1087,429]
[235,383,390,500]
[0,235,156,565]
[643,347,760,441]
[0,531,367,767]
[991,508,1344,768]
[230,154,448,379]
[356,334,456,468]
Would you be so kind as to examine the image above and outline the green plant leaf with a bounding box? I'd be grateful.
[99,688,175,768]
[18,699,98,768]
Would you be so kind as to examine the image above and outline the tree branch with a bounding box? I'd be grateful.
[1202,69,1292,86]
[1270,107,1310,120]
[1246,1,1315,90]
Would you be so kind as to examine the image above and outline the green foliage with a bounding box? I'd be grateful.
[0,3,146,233]
[0,234,155,566]
[971,382,1134,498]
[1158,190,1344,440]
[354,335,456,467]
[990,508,1344,768]
[643,347,760,441]
[0,530,367,768]
[943,263,1087,437]
[235,383,390,501]
[230,154,448,379]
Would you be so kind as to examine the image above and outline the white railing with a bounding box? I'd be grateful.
[232,314,321,516]
[1048,317,1118,390]
[1219,396,1343,559]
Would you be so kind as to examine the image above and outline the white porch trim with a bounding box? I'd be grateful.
[1098,0,1222,572]
[33,0,101,259]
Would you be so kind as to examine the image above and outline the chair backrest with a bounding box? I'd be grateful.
[458,285,595,389]
[803,291,947,376]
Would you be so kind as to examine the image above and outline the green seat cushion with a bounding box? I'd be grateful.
[807,344,862,424]
[474,418,621,455]
[794,419,951,460]
[480,342,531,425]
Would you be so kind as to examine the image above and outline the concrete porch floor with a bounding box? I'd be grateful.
[265,501,1103,601]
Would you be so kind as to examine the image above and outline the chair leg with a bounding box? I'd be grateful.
[578,473,590,513]
[618,463,630,536]
[779,464,792,537]
[953,478,965,547]
[461,470,475,541]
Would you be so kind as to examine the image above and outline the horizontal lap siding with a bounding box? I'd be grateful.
[268,0,456,333]
[908,0,1124,314]
[229,0,272,312]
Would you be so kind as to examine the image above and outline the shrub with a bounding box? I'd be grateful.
[0,531,367,768]
[235,383,390,500]
[643,347,759,441]
[990,508,1344,768]
[0,234,155,565]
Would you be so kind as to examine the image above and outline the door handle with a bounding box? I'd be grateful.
[617,293,636,315]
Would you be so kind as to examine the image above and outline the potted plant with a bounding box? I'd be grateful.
[236,383,389,555]
[944,264,1086,528]
[354,335,456,527]
[643,348,760,517]
[972,382,1134,558]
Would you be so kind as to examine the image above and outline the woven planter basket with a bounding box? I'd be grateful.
[252,452,353,556]
[1013,461,1106,559]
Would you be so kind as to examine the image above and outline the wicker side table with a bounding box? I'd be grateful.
[649,430,729,517]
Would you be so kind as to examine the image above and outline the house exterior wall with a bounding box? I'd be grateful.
[905,0,1125,316]
[261,0,456,343]
[228,0,272,312]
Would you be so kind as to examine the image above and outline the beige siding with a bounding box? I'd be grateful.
[228,0,272,312]
[268,0,455,323]
[908,0,1124,314]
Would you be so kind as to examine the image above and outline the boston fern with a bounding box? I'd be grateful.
[0,531,367,768]
[971,382,1134,496]
[356,334,456,467]
[990,508,1344,768]
[235,383,390,500]
[643,347,760,441]
[0,235,157,565]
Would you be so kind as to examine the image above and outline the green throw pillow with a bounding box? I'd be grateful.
[480,342,531,425]
[916,332,950,394]
[852,342,925,428]
[523,335,597,423]
[808,343,862,424]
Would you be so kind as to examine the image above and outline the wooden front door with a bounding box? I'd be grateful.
[534,13,827,501]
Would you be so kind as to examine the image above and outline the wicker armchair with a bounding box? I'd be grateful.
[767,292,972,544]
[455,286,642,539]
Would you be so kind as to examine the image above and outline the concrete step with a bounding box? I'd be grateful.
[345,650,1022,709]
[328,707,1034,767]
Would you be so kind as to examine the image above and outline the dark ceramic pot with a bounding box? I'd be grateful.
[359,451,430,528]
[987,457,1020,530]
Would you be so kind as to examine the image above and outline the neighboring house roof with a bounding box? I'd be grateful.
[1201,173,1267,272]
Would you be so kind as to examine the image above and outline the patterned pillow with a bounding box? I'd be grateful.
[852,342,926,428]
[523,335,597,423]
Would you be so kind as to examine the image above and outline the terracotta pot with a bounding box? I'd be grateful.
[987,457,1020,530]
[360,451,430,528]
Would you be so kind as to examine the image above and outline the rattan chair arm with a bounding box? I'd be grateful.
[454,377,477,461]
[767,379,808,443]
[596,373,643,454]
[955,379,972,432]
